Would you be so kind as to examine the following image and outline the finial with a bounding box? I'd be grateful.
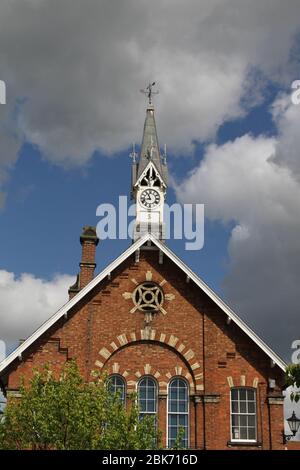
[130,142,138,163]
[140,81,159,105]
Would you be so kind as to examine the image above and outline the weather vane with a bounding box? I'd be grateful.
[140,82,159,105]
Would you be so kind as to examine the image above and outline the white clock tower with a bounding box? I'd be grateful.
[131,83,168,241]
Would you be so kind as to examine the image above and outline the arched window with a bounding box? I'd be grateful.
[107,375,126,404]
[230,388,257,441]
[168,378,189,448]
[138,377,157,421]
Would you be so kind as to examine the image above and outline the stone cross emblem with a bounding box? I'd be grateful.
[122,270,175,324]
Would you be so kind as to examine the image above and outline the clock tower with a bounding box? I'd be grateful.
[131,83,168,241]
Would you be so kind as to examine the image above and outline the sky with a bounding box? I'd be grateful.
[0,0,300,432]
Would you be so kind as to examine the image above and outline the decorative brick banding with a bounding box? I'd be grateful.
[95,329,203,391]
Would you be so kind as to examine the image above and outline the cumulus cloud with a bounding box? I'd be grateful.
[272,92,300,178]
[0,0,299,175]
[0,270,74,348]
[176,128,300,360]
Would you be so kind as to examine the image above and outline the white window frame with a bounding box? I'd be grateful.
[230,387,257,443]
[167,377,189,449]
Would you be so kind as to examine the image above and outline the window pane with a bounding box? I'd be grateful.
[248,415,255,427]
[248,401,255,413]
[179,400,187,412]
[231,414,239,427]
[170,400,178,413]
[179,414,187,426]
[232,401,239,413]
[240,401,247,413]
[232,427,240,440]
[240,427,248,440]
[139,399,146,411]
[148,400,155,412]
[170,414,177,426]
[240,415,247,427]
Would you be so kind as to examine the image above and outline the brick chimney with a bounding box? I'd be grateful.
[68,226,99,298]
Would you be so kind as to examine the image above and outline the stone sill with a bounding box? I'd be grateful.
[227,441,262,448]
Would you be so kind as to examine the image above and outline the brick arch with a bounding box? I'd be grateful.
[106,362,129,380]
[94,328,203,393]
[105,362,195,395]
[133,365,190,395]
[105,363,134,391]
[134,369,161,394]
[107,362,163,393]
[226,374,259,389]
[105,361,164,393]
[165,367,196,394]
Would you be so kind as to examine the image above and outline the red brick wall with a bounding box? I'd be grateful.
[287,441,300,450]
[6,248,286,449]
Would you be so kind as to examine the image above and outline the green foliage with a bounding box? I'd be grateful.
[0,361,160,450]
[170,426,185,450]
[286,364,300,403]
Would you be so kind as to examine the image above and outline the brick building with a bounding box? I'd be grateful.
[0,93,287,449]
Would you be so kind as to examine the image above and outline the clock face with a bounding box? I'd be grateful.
[140,189,161,209]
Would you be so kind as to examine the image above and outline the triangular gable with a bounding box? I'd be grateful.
[134,160,167,188]
[0,233,286,374]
